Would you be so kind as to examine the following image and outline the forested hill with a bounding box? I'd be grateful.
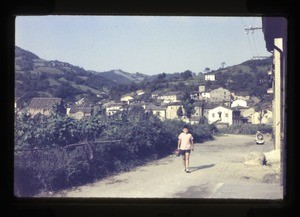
[202,57,273,96]
[15,46,272,106]
[15,46,123,105]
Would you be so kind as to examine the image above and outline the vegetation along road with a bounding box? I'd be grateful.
[49,134,282,199]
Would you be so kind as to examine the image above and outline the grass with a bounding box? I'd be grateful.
[47,78,60,86]
[69,82,102,95]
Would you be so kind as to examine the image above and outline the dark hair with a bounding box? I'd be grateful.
[183,125,189,129]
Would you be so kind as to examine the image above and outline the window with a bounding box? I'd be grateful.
[225,113,228,117]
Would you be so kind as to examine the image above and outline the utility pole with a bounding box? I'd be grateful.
[244,25,269,60]
[244,25,262,34]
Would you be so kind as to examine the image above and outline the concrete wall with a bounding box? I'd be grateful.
[166,105,182,120]
[207,106,233,125]
[209,87,231,102]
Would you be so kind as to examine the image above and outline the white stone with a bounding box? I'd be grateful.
[244,152,266,166]
[264,149,280,166]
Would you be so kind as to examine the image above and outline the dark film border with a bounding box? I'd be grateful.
[1,0,296,217]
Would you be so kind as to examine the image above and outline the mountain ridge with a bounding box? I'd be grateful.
[15,46,272,106]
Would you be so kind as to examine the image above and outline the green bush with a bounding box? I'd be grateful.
[14,110,215,196]
[218,123,272,135]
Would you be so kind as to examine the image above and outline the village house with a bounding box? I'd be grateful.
[120,94,135,104]
[198,85,206,93]
[209,87,231,103]
[136,90,145,96]
[267,88,273,94]
[205,74,216,81]
[151,90,161,99]
[231,99,248,108]
[157,91,184,104]
[251,109,273,125]
[204,105,241,126]
[200,92,211,101]
[101,100,117,108]
[28,97,63,116]
[67,106,93,120]
[143,104,166,121]
[75,98,85,106]
[240,107,255,123]
[192,101,203,118]
[165,103,184,120]
[105,103,124,116]
[231,92,251,101]
[96,91,108,98]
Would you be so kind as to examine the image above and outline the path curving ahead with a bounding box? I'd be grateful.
[49,134,283,199]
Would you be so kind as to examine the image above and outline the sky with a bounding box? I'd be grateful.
[15,16,271,75]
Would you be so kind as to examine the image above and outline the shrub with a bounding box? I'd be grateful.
[14,110,215,196]
[218,123,272,135]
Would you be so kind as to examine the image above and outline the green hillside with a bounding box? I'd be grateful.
[15,46,273,107]
[133,58,272,99]
[15,46,118,105]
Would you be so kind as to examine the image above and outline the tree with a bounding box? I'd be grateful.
[204,67,210,73]
[221,62,226,69]
[182,92,194,119]
[157,73,166,80]
[181,70,193,79]
[177,106,183,118]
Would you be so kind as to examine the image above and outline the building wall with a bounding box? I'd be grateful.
[205,74,215,81]
[199,85,205,92]
[274,38,283,152]
[152,110,166,120]
[158,95,182,103]
[207,106,233,125]
[231,99,247,108]
[193,106,202,117]
[166,105,182,120]
[121,96,134,102]
[29,109,52,116]
[69,111,85,120]
[201,92,211,99]
[106,105,123,116]
[209,87,231,102]
[251,110,273,125]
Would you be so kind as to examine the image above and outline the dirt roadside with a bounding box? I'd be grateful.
[46,134,283,199]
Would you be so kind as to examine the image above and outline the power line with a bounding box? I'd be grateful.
[241,18,255,57]
[244,21,263,59]
[251,33,259,56]
[244,26,262,34]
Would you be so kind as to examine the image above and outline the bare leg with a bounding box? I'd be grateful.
[182,154,186,170]
[185,152,190,171]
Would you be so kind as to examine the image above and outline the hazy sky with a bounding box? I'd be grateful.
[15,16,271,75]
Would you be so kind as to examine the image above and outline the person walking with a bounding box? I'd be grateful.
[178,125,194,173]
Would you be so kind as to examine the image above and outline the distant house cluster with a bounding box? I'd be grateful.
[15,83,272,127]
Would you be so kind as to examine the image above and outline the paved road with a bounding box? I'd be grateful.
[51,134,283,199]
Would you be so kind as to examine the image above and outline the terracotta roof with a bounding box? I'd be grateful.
[28,98,62,110]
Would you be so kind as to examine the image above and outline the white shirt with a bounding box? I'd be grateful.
[178,132,193,150]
